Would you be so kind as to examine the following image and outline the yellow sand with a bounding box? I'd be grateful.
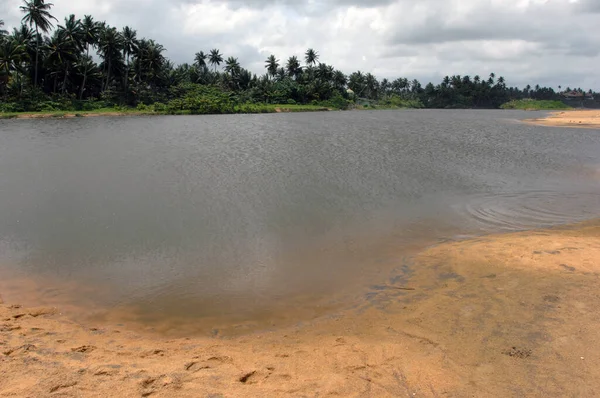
[2,221,600,397]
[526,109,600,128]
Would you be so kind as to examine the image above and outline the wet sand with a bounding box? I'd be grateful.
[2,221,600,397]
[526,109,600,128]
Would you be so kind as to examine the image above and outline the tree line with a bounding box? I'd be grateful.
[0,0,596,113]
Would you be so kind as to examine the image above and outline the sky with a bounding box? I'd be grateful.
[2,0,599,90]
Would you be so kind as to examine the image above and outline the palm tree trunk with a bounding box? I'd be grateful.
[34,25,39,87]
[105,56,111,91]
[62,64,68,94]
[124,52,129,102]
[80,74,87,100]
[80,45,89,100]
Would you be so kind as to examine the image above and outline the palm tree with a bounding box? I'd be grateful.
[224,56,240,76]
[20,0,57,87]
[79,15,100,98]
[194,51,207,69]
[305,48,318,66]
[81,15,99,57]
[0,38,26,81]
[348,71,366,96]
[275,67,286,82]
[333,70,346,91]
[59,15,83,51]
[208,49,223,72]
[76,54,97,99]
[45,29,77,93]
[365,73,379,99]
[265,54,279,78]
[141,40,165,86]
[57,15,84,94]
[97,25,124,90]
[122,26,137,93]
[0,20,7,37]
[286,56,301,79]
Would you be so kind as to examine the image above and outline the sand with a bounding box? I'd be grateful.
[525,109,600,129]
[2,221,600,397]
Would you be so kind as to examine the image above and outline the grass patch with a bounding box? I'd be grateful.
[0,103,334,119]
[238,104,332,113]
[500,99,571,110]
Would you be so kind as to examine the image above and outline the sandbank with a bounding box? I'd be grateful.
[2,221,600,396]
[525,109,600,129]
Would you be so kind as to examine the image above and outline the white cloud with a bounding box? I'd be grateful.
[1,0,598,90]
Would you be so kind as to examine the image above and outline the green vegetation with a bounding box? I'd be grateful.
[0,2,597,117]
[500,99,571,110]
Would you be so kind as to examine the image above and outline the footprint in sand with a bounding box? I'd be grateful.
[71,345,96,353]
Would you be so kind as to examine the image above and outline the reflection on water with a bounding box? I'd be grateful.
[0,110,600,332]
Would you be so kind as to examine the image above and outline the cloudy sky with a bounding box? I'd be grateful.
[2,0,598,89]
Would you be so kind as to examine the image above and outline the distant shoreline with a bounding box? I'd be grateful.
[524,109,600,129]
[0,104,335,120]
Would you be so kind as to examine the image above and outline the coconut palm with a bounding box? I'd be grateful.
[0,38,26,80]
[316,63,333,81]
[141,40,165,86]
[20,0,57,87]
[81,15,99,56]
[208,49,223,72]
[348,71,366,96]
[78,15,100,98]
[194,51,207,69]
[305,48,318,66]
[57,15,84,94]
[0,20,7,37]
[365,73,379,99]
[97,25,124,90]
[224,56,240,76]
[286,56,301,79]
[333,70,346,90]
[122,26,137,92]
[76,54,97,99]
[45,29,77,93]
[275,67,286,82]
[265,54,279,78]
[59,15,83,51]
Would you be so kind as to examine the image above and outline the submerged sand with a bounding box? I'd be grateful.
[526,109,600,129]
[2,221,600,397]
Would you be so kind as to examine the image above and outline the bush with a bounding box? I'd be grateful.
[319,93,352,110]
[286,99,296,105]
[381,95,424,109]
[153,102,167,112]
[500,99,570,110]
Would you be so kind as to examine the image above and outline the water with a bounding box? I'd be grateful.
[1,110,599,332]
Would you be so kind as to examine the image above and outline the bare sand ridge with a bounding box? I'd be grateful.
[2,221,600,397]
[526,109,600,129]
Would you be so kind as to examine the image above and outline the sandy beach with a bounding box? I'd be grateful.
[526,109,600,128]
[2,221,600,397]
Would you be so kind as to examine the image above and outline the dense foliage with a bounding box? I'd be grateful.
[0,2,597,113]
[500,99,570,110]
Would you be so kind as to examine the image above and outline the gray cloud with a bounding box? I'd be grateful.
[1,0,598,90]
[577,0,600,13]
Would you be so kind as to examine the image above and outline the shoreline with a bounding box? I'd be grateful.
[2,220,600,396]
[524,109,600,129]
[0,105,334,120]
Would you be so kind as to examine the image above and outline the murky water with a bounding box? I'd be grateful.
[1,110,599,332]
